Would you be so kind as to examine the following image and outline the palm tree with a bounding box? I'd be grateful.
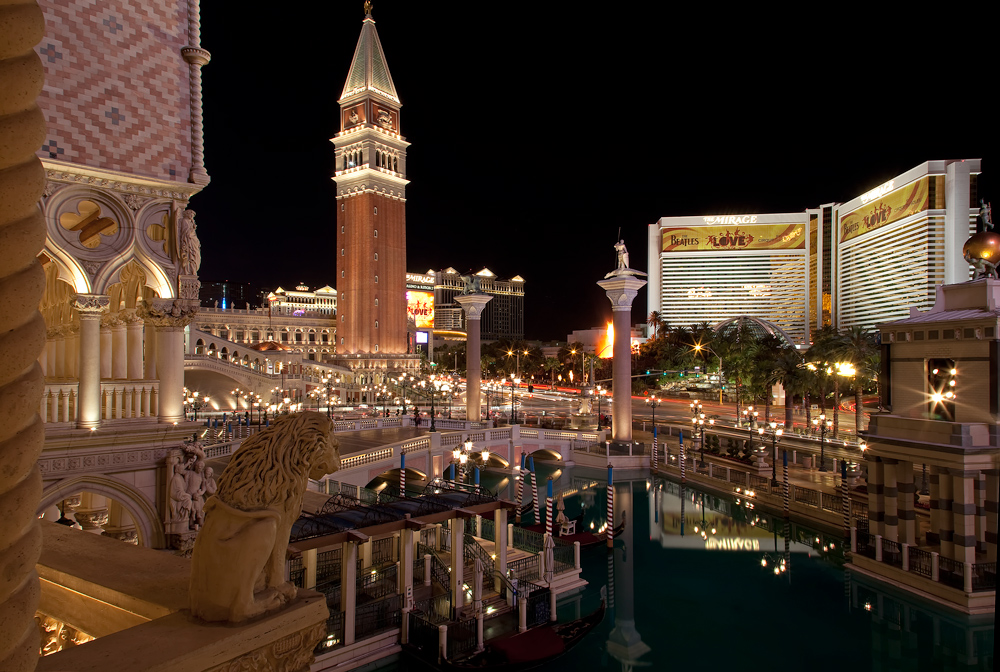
[647,311,663,339]
[543,357,561,388]
[832,326,880,435]
[768,346,804,427]
[809,325,844,435]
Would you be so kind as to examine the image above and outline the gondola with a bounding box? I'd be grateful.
[439,599,606,671]
[515,511,626,547]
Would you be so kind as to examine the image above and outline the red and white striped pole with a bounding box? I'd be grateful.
[546,477,554,536]
[607,464,614,548]
[530,455,540,525]
[680,431,686,483]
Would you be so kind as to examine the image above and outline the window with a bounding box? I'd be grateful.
[341,270,345,278]
[295,332,303,342]
[374,206,378,215]
[375,321,379,329]
[375,298,379,306]
[374,229,378,238]
[341,337,344,345]
[374,252,378,261]
[341,203,345,211]
[375,275,378,283]
[374,344,379,352]
[341,225,344,233]
[341,248,345,256]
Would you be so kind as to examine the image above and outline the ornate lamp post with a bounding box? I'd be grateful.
[596,385,607,429]
[690,402,713,468]
[812,413,833,471]
[758,421,784,486]
[451,437,490,483]
[502,377,521,424]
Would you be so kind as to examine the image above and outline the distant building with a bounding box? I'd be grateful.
[435,267,525,341]
[266,284,337,316]
[199,280,256,310]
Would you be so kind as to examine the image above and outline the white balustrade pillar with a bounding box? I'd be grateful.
[143,323,157,380]
[73,295,109,429]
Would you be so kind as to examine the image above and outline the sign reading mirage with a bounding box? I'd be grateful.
[702,215,759,225]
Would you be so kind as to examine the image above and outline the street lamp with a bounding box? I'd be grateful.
[812,413,833,472]
[505,377,521,425]
[758,421,784,486]
[690,402,713,468]
[693,343,724,404]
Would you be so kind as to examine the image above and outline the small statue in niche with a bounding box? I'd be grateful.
[179,209,201,275]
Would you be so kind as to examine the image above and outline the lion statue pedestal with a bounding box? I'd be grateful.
[189,411,340,623]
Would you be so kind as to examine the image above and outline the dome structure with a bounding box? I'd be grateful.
[713,316,797,349]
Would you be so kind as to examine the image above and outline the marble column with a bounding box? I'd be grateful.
[99,315,113,379]
[952,471,977,564]
[340,539,358,646]
[111,316,127,380]
[597,273,646,444]
[897,460,916,545]
[455,294,492,421]
[125,312,144,380]
[73,295,109,429]
[0,2,48,666]
[140,299,197,423]
[985,470,998,562]
[451,517,465,614]
[882,459,899,542]
[493,508,507,593]
[144,323,157,380]
[867,457,885,538]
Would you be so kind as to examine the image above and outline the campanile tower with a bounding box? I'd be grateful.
[333,5,410,359]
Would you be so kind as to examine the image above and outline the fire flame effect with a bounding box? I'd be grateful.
[598,322,614,358]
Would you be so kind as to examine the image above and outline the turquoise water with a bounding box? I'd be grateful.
[395,464,995,671]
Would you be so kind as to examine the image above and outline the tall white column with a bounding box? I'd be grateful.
[144,323,157,380]
[55,329,66,378]
[125,312,144,380]
[455,294,493,421]
[597,273,647,444]
[944,160,972,285]
[111,317,127,380]
[141,299,197,423]
[99,316,113,379]
[73,295,109,429]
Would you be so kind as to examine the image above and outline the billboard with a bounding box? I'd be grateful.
[840,177,929,243]
[662,222,806,252]
[406,290,434,328]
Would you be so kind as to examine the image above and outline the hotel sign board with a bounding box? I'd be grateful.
[662,222,805,252]
[840,177,929,243]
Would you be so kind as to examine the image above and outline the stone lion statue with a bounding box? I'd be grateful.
[189,411,340,622]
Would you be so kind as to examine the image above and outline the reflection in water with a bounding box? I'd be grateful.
[475,465,993,671]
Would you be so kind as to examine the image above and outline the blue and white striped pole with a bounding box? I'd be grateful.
[400,452,406,495]
[607,464,614,548]
[515,452,525,523]
[546,477,554,536]
[680,430,686,483]
[529,455,540,525]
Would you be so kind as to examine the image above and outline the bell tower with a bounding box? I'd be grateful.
[333,4,409,358]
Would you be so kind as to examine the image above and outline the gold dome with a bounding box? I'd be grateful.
[963,231,1000,266]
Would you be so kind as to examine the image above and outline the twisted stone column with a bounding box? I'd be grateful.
[0,1,48,668]
[181,0,211,185]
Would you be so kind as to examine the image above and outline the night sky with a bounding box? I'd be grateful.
[191,2,990,342]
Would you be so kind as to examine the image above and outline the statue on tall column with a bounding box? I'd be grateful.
[615,239,630,270]
[179,209,201,275]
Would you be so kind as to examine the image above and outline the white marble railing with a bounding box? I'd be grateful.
[41,380,160,423]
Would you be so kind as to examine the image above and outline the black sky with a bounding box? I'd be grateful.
[191,2,990,341]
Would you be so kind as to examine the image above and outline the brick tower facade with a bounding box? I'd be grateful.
[334,7,409,358]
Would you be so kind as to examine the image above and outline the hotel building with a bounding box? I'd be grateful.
[647,159,983,344]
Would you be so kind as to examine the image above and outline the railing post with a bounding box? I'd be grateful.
[438,624,448,663]
[518,592,527,632]
[401,606,411,645]
[902,543,909,572]
[508,523,515,550]
[424,554,432,586]
[964,562,973,593]
[851,526,857,553]
[931,552,939,581]
[875,534,883,562]
[574,541,581,570]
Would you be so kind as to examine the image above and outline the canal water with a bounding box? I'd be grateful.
[395,462,995,671]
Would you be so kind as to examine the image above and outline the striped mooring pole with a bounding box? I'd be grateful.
[782,449,790,517]
[607,464,614,548]
[841,461,850,542]
[449,462,456,482]
[546,477,554,536]
[515,452,525,523]
[474,466,481,489]
[652,426,658,471]
[680,431,686,483]
[400,452,406,495]
[530,456,540,525]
